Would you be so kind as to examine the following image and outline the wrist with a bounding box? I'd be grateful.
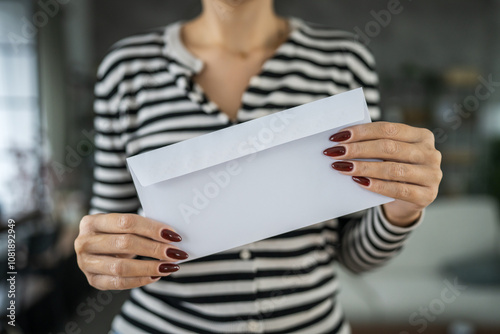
[381,203,422,227]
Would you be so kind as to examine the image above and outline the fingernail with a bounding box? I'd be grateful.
[352,176,370,187]
[330,131,351,142]
[332,161,354,172]
[323,146,346,157]
[161,229,182,242]
[166,248,189,260]
[159,263,180,273]
[151,276,161,279]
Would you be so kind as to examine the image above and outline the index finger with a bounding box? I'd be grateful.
[330,122,431,144]
[82,213,182,243]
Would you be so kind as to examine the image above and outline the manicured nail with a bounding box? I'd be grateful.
[161,229,182,242]
[330,131,351,142]
[332,161,354,172]
[323,146,346,157]
[352,176,370,187]
[159,263,180,273]
[166,248,189,260]
[151,276,161,279]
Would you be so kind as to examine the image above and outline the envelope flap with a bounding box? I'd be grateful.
[127,88,368,187]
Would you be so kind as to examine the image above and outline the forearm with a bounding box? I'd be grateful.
[337,205,423,274]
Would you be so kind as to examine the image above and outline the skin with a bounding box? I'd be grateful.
[182,0,289,120]
[75,0,442,290]
[75,214,183,290]
[329,122,442,226]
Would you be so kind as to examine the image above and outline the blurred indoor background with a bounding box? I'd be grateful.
[1,0,500,333]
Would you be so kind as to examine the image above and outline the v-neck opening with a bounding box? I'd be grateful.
[163,17,303,125]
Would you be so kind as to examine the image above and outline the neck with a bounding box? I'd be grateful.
[190,0,286,54]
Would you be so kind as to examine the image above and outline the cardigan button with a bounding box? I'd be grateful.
[247,320,262,333]
[239,249,251,260]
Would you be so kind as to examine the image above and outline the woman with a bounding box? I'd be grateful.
[75,0,442,333]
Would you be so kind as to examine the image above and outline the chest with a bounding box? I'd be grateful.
[191,48,276,121]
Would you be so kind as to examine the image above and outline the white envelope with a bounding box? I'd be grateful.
[127,88,393,262]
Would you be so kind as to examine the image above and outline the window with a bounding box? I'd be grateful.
[0,0,41,220]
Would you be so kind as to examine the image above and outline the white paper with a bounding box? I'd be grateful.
[127,88,393,262]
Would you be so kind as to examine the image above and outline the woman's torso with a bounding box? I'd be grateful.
[92,17,380,333]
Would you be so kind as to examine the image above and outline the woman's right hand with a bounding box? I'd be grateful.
[74,213,188,290]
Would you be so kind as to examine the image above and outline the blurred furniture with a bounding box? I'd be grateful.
[337,196,500,333]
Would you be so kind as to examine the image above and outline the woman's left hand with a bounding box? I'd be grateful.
[324,122,443,227]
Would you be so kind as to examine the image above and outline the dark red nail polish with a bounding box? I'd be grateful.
[352,176,370,187]
[161,229,182,242]
[330,131,351,142]
[159,263,180,273]
[166,248,189,260]
[332,161,354,172]
[151,276,161,279]
[323,146,346,157]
